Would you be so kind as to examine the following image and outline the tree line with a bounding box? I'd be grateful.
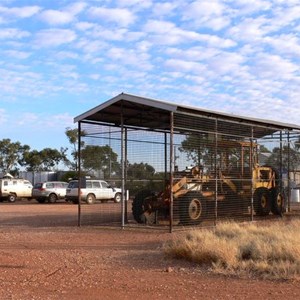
[1,128,299,182]
[0,128,158,182]
[0,128,78,175]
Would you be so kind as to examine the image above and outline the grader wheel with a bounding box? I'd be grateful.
[253,187,271,216]
[179,192,206,225]
[132,190,153,224]
[270,188,284,215]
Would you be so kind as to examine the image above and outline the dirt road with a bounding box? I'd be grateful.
[0,203,299,299]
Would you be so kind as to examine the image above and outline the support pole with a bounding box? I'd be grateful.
[78,121,82,227]
[214,119,218,226]
[124,128,128,223]
[287,132,290,212]
[169,112,174,233]
[250,127,254,221]
[121,106,125,229]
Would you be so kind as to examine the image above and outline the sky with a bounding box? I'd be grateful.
[1,0,300,156]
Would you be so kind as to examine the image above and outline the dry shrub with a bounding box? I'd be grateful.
[164,220,300,280]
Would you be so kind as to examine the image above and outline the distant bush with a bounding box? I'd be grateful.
[164,220,300,281]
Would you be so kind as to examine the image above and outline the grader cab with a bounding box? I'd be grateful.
[132,140,285,225]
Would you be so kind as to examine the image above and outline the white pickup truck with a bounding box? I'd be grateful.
[65,179,125,204]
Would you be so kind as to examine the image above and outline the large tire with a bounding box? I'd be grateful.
[132,190,153,224]
[48,193,57,203]
[86,194,96,205]
[179,192,206,225]
[37,198,46,204]
[270,188,284,216]
[7,194,17,203]
[114,193,122,203]
[253,187,271,216]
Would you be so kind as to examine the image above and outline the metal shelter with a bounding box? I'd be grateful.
[74,93,300,231]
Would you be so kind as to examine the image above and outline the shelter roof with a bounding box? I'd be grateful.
[74,93,300,138]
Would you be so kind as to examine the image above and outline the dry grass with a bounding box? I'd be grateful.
[164,220,300,280]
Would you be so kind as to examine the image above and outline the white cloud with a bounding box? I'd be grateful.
[231,0,271,15]
[75,21,95,31]
[88,7,136,27]
[4,50,31,59]
[0,28,30,39]
[34,29,77,47]
[165,46,220,62]
[264,34,300,57]
[144,20,236,47]
[16,112,38,126]
[152,2,178,17]
[76,38,107,54]
[165,58,206,74]
[117,0,152,10]
[182,0,230,30]
[252,53,299,80]
[39,10,74,25]
[55,51,79,60]
[208,52,247,75]
[227,17,267,42]
[39,2,87,25]
[65,2,87,15]
[106,47,153,70]
[0,5,41,19]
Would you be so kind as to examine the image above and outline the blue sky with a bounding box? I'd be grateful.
[1,0,300,156]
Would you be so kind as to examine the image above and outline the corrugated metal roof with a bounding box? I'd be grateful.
[74,92,300,137]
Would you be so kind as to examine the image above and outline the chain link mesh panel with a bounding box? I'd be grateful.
[77,114,300,230]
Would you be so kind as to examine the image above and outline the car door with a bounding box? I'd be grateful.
[22,180,33,197]
[92,181,102,200]
[54,182,66,198]
[100,181,113,199]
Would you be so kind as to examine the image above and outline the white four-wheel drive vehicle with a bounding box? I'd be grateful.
[65,179,124,204]
[0,178,33,202]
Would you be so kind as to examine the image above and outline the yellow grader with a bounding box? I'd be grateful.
[132,140,285,225]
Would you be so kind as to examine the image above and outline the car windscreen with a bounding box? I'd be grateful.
[68,181,78,188]
[33,183,43,189]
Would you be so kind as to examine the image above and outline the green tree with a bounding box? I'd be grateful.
[265,145,300,172]
[0,138,30,173]
[179,133,211,167]
[127,162,155,179]
[39,148,66,171]
[21,150,42,171]
[21,148,67,171]
[65,127,85,170]
[81,145,120,178]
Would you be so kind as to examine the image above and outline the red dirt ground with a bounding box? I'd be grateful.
[0,202,300,300]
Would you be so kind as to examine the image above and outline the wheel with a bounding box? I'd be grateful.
[37,198,46,204]
[7,194,17,203]
[270,188,284,215]
[48,193,57,203]
[253,187,271,216]
[179,192,206,225]
[86,194,95,204]
[114,193,122,203]
[132,190,153,224]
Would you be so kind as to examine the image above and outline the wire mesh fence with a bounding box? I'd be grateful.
[77,111,300,230]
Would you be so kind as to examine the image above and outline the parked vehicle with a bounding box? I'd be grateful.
[32,181,69,203]
[0,177,33,202]
[66,179,124,204]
